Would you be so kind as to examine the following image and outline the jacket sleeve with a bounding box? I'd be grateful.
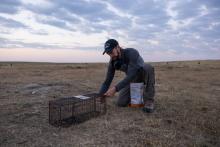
[99,61,115,94]
[115,50,143,92]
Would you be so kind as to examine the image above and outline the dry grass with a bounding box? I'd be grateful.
[0,60,219,147]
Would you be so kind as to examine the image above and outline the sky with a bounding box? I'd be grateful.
[0,0,220,63]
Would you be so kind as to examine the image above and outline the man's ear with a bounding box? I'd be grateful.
[116,45,121,58]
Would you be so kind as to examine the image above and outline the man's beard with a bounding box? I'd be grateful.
[112,55,119,61]
[112,56,123,70]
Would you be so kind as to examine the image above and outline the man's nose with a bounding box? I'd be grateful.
[109,54,114,58]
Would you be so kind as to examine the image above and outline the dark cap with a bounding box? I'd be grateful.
[103,39,118,55]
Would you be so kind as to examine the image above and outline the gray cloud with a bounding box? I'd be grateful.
[29,29,49,36]
[0,0,21,14]
[0,37,66,49]
[0,0,219,61]
[199,0,220,8]
[0,16,27,28]
[23,0,128,33]
[173,4,220,41]
[108,0,137,11]
[172,1,201,20]
[37,17,75,31]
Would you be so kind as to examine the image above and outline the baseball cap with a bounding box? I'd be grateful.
[102,39,118,55]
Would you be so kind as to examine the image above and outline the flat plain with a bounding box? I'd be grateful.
[0,60,219,147]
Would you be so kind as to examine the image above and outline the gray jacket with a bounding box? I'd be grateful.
[99,48,144,94]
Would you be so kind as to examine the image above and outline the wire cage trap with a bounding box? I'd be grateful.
[49,93,106,127]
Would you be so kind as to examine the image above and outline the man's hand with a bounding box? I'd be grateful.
[104,86,116,97]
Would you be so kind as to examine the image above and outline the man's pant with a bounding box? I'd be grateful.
[117,64,155,107]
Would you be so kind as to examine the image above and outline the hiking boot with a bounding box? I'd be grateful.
[142,100,154,113]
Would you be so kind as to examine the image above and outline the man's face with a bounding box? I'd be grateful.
[107,46,119,60]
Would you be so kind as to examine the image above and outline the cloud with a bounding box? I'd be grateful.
[29,29,48,36]
[0,37,58,49]
[0,37,103,51]
[36,16,74,31]
[199,0,220,8]
[0,0,219,62]
[23,0,122,33]
[0,0,21,14]
[146,39,159,46]
[0,16,27,28]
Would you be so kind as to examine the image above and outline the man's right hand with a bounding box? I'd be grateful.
[104,86,116,97]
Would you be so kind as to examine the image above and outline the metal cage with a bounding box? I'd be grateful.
[49,93,106,127]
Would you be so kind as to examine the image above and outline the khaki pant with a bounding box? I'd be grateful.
[117,64,155,107]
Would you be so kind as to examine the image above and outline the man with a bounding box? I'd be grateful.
[99,39,155,113]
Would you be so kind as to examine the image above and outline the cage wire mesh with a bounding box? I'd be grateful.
[49,93,106,127]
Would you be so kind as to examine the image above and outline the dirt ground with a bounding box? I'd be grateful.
[0,60,219,147]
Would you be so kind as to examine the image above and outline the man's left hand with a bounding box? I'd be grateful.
[104,86,116,97]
